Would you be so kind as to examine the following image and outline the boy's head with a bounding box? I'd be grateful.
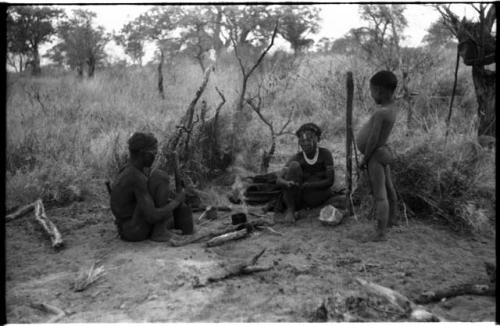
[128,132,158,167]
[369,70,397,105]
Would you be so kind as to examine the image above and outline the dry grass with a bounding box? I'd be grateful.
[72,261,106,292]
[6,49,492,235]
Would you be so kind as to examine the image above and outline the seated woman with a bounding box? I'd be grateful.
[110,132,194,242]
[276,123,335,223]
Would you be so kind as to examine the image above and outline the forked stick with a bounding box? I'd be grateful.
[34,199,64,249]
[6,201,37,222]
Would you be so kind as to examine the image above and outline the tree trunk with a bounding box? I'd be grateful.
[472,65,495,137]
[231,77,251,157]
[213,8,224,52]
[32,45,41,76]
[158,48,165,100]
[77,64,84,78]
[260,141,275,173]
[87,55,96,78]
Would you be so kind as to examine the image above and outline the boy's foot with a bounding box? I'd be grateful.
[360,231,387,242]
[388,219,400,228]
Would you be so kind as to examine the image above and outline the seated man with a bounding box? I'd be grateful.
[276,123,335,222]
[110,132,194,242]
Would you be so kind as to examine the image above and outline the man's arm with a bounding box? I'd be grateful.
[359,113,383,168]
[133,177,183,224]
[302,149,335,190]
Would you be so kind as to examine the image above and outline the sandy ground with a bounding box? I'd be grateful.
[6,195,496,323]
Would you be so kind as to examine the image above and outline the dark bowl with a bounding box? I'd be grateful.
[231,213,247,225]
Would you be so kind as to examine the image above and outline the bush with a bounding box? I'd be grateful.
[354,139,495,234]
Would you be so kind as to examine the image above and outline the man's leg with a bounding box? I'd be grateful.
[385,165,398,227]
[173,203,194,235]
[368,158,389,241]
[282,161,303,223]
[148,169,179,242]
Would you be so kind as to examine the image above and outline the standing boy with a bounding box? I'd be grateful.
[356,71,399,241]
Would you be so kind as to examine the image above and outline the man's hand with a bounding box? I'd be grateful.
[174,188,186,205]
[284,180,298,188]
[301,182,311,189]
[358,159,368,171]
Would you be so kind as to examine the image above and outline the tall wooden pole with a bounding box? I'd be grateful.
[345,72,354,216]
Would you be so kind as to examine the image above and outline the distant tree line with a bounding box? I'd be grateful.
[7,5,321,77]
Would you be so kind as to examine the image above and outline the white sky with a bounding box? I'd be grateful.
[16,2,480,64]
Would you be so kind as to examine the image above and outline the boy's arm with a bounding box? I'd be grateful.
[302,150,334,190]
[133,177,183,224]
[360,113,383,168]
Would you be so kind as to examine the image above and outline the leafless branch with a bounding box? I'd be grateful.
[246,98,274,133]
[227,17,246,76]
[485,4,496,31]
[245,22,279,79]
[471,3,482,15]
[277,106,295,136]
[214,86,226,115]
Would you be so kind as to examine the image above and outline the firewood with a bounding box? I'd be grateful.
[34,199,64,249]
[355,278,446,322]
[169,224,238,247]
[415,283,495,304]
[31,302,65,323]
[416,262,496,304]
[6,201,37,222]
[198,249,271,286]
[206,228,248,247]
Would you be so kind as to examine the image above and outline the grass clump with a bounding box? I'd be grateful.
[390,139,495,233]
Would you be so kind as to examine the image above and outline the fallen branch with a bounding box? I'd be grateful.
[34,199,64,249]
[206,228,248,247]
[415,283,495,304]
[31,302,66,323]
[197,249,272,287]
[256,225,283,236]
[6,201,37,222]
[192,205,231,213]
[169,224,238,247]
[355,278,446,322]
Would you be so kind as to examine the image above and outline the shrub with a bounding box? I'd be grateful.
[353,138,495,234]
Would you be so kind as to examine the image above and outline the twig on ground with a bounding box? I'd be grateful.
[6,201,37,222]
[206,228,248,247]
[416,283,495,304]
[31,302,66,323]
[196,249,272,287]
[34,199,64,249]
[256,225,283,236]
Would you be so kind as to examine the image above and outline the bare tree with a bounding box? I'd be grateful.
[228,20,279,158]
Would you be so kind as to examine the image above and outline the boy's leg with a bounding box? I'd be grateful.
[385,165,399,227]
[282,161,303,223]
[368,158,389,241]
